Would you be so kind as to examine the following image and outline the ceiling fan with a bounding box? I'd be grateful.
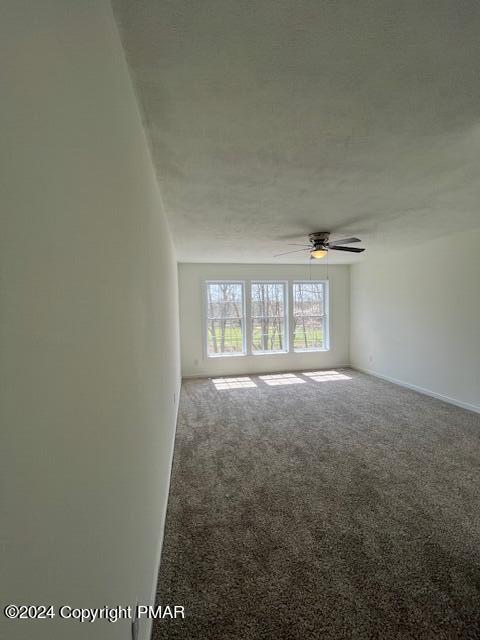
[274,232,365,259]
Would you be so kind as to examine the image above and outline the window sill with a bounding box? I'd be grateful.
[206,348,330,359]
[252,350,288,356]
[207,352,246,359]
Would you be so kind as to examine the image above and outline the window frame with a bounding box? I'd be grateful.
[250,280,289,355]
[291,280,330,353]
[203,278,329,358]
[204,280,246,358]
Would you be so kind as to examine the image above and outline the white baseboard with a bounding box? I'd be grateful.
[352,366,480,414]
[146,378,182,640]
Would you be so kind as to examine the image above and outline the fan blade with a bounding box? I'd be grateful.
[328,237,361,245]
[329,245,365,253]
[273,248,310,257]
[287,243,311,247]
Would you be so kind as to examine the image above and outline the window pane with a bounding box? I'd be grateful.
[207,283,243,319]
[251,282,285,317]
[252,318,286,352]
[251,282,287,353]
[207,319,244,355]
[206,282,244,355]
[293,316,324,351]
[293,282,324,316]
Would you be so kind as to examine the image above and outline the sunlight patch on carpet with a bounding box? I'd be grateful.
[259,373,306,386]
[212,377,257,390]
[303,370,352,382]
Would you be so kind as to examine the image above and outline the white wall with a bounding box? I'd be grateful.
[350,229,480,412]
[1,2,180,639]
[178,263,350,377]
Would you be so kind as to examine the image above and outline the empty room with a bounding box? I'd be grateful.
[2,1,480,639]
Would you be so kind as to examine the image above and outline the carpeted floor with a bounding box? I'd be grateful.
[153,368,480,639]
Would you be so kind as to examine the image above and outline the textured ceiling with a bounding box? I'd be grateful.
[113,0,480,263]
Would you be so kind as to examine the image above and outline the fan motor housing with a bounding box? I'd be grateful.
[309,231,330,248]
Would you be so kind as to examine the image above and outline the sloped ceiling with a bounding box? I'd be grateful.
[113,0,480,263]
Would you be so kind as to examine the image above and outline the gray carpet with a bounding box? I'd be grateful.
[153,368,480,639]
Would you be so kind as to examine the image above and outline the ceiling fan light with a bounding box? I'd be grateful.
[310,249,327,260]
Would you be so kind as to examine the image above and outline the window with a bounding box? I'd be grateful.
[251,282,287,353]
[293,281,328,352]
[204,279,329,358]
[206,282,245,356]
